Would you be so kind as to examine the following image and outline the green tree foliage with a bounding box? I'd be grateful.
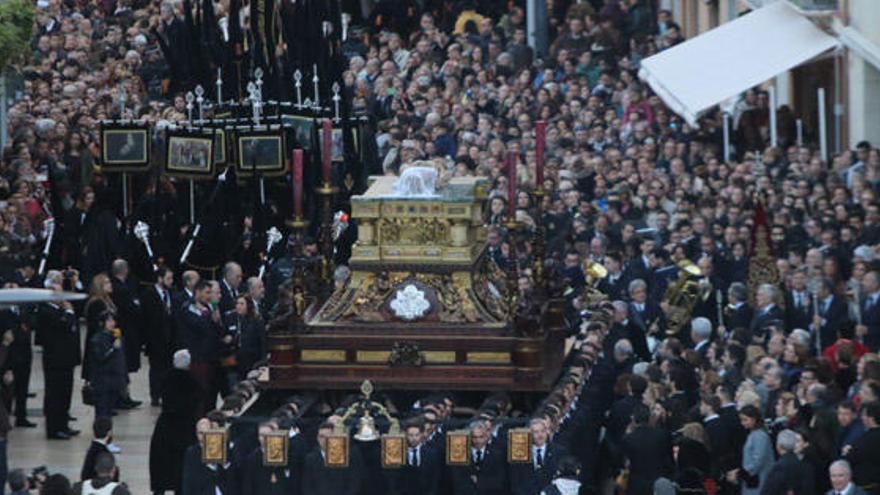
[0,0,35,70]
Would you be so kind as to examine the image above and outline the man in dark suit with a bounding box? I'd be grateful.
[596,252,626,301]
[391,419,443,495]
[80,417,119,482]
[700,394,731,476]
[450,421,508,495]
[0,290,35,427]
[509,418,564,495]
[845,401,880,491]
[110,259,143,407]
[172,270,200,314]
[812,279,850,352]
[240,422,301,495]
[750,283,784,340]
[219,262,243,315]
[606,375,648,447]
[182,413,241,495]
[38,290,81,440]
[723,282,753,335]
[179,281,223,418]
[717,385,745,469]
[827,459,868,495]
[623,237,656,295]
[622,404,674,495]
[627,278,663,338]
[141,267,175,406]
[761,429,815,495]
[301,422,361,495]
[857,271,880,351]
[785,270,814,332]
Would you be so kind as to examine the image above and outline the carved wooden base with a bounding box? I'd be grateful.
[267,329,565,392]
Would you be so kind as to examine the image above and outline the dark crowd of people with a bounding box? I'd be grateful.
[3,0,880,494]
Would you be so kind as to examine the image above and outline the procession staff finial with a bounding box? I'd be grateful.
[332,82,341,123]
[293,69,303,109]
[312,63,320,109]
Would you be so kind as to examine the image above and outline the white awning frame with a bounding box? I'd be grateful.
[639,1,840,127]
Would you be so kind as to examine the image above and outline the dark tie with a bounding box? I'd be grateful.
[536,447,544,468]
[475,449,483,464]
[162,291,170,312]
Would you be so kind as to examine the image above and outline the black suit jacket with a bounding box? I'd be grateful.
[622,426,674,495]
[725,303,753,332]
[38,303,81,369]
[759,452,815,495]
[140,286,174,363]
[0,307,31,369]
[450,446,508,495]
[719,404,745,468]
[628,301,662,332]
[508,442,564,495]
[703,416,733,473]
[111,276,143,372]
[750,305,784,337]
[219,280,239,315]
[597,274,626,302]
[784,291,814,332]
[181,443,241,495]
[816,295,850,350]
[623,257,654,294]
[846,427,880,488]
[391,442,444,495]
[179,305,221,364]
[81,440,120,482]
[861,295,880,350]
[301,448,362,495]
[240,448,300,495]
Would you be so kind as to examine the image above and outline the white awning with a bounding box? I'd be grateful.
[638,1,839,127]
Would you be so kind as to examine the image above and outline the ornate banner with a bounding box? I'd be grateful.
[261,431,289,467]
[446,430,470,466]
[201,428,228,465]
[747,200,780,303]
[325,433,349,468]
[507,428,532,464]
[381,433,406,469]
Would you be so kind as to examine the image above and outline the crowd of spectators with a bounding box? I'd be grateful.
[2,0,880,494]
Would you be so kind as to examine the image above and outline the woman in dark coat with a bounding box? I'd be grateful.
[150,349,199,495]
[675,422,713,492]
[224,296,267,378]
[83,273,117,381]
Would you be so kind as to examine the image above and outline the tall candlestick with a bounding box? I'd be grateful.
[322,119,333,185]
[535,120,546,188]
[293,149,304,218]
[507,151,517,219]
